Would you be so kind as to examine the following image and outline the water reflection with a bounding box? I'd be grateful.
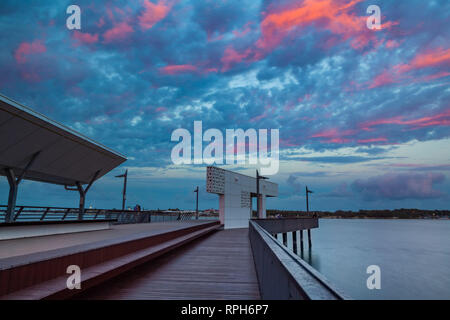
[275,231,320,268]
[277,220,450,299]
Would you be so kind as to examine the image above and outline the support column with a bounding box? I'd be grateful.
[66,170,100,221]
[5,169,18,223]
[219,194,225,225]
[257,194,266,218]
[300,230,304,254]
[308,229,312,248]
[4,152,40,223]
[282,232,287,246]
[292,231,298,254]
[76,182,86,220]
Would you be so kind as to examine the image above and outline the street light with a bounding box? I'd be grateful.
[305,186,313,213]
[194,186,199,220]
[115,169,128,211]
[256,170,269,218]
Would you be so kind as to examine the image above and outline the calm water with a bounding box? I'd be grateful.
[277,219,450,300]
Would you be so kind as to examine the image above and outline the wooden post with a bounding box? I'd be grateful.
[292,231,297,254]
[308,229,312,248]
[282,233,287,246]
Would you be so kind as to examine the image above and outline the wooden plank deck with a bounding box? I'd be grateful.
[75,228,261,300]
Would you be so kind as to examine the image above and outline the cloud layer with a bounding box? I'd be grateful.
[0,0,448,210]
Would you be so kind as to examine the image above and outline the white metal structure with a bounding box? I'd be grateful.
[206,166,278,229]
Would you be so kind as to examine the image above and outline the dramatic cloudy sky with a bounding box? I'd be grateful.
[0,0,449,211]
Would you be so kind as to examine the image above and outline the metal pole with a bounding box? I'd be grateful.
[115,169,128,211]
[306,186,309,213]
[305,186,313,248]
[256,170,259,217]
[122,169,128,211]
[194,186,199,220]
[306,186,313,214]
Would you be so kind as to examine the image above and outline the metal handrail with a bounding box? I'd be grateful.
[0,205,212,224]
[249,220,349,300]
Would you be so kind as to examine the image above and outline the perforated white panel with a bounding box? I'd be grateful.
[206,166,225,194]
[241,191,251,208]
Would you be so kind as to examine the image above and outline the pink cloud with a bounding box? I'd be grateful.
[370,47,450,88]
[353,172,445,200]
[369,70,397,88]
[21,71,41,83]
[312,128,356,139]
[422,71,450,81]
[232,22,253,39]
[249,105,274,123]
[357,137,387,144]
[256,0,396,51]
[219,0,398,72]
[103,21,133,43]
[311,128,391,145]
[385,40,400,49]
[97,17,106,28]
[73,31,99,44]
[139,0,171,30]
[396,47,450,73]
[155,106,167,113]
[14,40,46,64]
[360,109,450,130]
[160,64,197,75]
[221,46,252,72]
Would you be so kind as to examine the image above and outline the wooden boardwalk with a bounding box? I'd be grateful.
[76,228,261,300]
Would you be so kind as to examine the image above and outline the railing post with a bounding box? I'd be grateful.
[13,206,24,221]
[40,207,50,221]
[282,233,287,246]
[62,208,70,220]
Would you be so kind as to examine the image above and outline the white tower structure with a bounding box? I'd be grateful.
[206,166,278,229]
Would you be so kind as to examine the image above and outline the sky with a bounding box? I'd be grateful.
[0,0,449,211]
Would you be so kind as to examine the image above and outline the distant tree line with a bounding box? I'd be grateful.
[266,209,450,219]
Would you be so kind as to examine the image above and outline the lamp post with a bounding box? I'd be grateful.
[305,186,313,213]
[194,186,199,220]
[256,170,269,217]
[115,169,128,211]
[305,185,314,248]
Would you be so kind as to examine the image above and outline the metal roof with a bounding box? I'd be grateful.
[0,94,127,186]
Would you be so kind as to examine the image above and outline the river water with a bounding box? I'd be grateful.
[276,219,450,300]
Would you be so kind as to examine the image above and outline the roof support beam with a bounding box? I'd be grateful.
[4,152,41,223]
[65,170,100,220]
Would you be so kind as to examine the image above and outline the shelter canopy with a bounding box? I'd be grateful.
[0,94,126,186]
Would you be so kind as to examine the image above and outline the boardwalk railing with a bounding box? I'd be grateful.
[249,219,348,300]
[0,205,206,224]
